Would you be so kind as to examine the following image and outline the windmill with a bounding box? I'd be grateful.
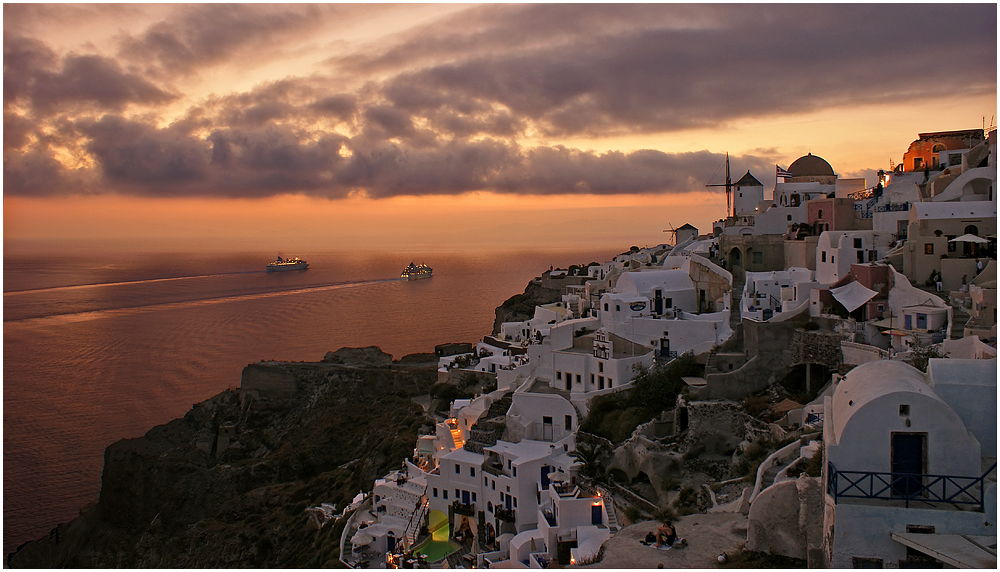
[662,223,679,245]
[705,152,734,217]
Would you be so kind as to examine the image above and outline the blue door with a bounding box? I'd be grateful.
[591,504,603,525]
[892,433,925,497]
[462,490,470,505]
[904,314,912,330]
[541,466,552,490]
[916,314,927,330]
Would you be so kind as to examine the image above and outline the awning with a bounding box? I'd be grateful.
[949,234,989,244]
[891,532,996,568]
[830,281,879,313]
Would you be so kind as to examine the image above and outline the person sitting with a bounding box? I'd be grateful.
[644,531,657,545]
[655,521,677,548]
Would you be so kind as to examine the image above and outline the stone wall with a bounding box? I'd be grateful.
[747,477,824,565]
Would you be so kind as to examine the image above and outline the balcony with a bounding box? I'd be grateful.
[451,500,475,517]
[827,462,996,511]
[495,506,516,522]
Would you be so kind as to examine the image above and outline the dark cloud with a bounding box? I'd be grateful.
[4,36,176,114]
[119,4,331,78]
[3,4,994,198]
[375,4,996,137]
[79,116,210,192]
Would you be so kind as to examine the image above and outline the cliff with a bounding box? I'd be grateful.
[8,347,437,568]
[492,278,564,333]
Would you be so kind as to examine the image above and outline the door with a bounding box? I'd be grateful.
[654,290,663,314]
[891,433,925,497]
[462,490,471,505]
[659,338,670,357]
[540,466,552,490]
[542,416,553,441]
[904,314,912,330]
[916,314,927,330]
[591,504,603,525]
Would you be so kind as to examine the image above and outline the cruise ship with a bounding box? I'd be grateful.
[400,262,432,280]
[266,256,309,272]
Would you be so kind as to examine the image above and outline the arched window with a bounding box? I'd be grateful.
[817,209,824,219]
[965,224,979,236]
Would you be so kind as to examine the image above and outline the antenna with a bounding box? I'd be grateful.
[705,152,734,217]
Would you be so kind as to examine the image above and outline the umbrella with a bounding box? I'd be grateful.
[352,530,375,546]
[949,234,989,244]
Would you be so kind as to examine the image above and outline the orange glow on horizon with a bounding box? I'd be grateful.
[4,191,729,255]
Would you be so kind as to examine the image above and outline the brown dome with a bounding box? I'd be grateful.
[788,153,834,177]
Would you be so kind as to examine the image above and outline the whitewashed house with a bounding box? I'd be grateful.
[821,359,997,568]
[741,267,817,322]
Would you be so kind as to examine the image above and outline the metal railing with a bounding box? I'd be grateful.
[874,202,909,213]
[827,462,996,511]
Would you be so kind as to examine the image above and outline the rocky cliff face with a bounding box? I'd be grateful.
[492,279,564,333]
[9,348,436,568]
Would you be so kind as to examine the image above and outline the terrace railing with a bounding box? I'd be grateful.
[827,462,996,512]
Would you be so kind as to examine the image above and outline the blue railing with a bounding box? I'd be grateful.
[874,202,909,213]
[827,462,996,511]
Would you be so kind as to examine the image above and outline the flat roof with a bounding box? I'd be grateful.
[891,532,996,568]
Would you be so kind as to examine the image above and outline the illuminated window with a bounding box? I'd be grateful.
[924,243,934,255]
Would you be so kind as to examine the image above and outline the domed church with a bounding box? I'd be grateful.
[786,153,837,184]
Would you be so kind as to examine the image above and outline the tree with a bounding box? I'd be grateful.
[569,441,608,481]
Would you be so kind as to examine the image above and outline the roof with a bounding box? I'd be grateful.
[615,269,694,296]
[677,223,698,230]
[890,532,997,569]
[485,439,567,466]
[735,170,762,186]
[830,360,942,444]
[788,153,834,177]
[830,280,879,313]
[928,358,997,387]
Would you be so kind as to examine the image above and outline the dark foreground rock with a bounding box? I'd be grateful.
[8,347,436,568]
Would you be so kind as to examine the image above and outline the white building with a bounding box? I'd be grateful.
[822,359,997,568]
[815,230,894,284]
[741,267,818,321]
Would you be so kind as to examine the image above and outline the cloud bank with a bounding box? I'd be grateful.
[3,4,995,197]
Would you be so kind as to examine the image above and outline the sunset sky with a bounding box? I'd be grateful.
[4,4,996,253]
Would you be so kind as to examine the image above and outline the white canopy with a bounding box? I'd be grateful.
[830,280,879,313]
[949,233,989,244]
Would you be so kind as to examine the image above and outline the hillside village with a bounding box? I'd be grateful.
[338,129,997,569]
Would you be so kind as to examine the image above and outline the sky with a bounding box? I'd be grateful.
[3,3,997,253]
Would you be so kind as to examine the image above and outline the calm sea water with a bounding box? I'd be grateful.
[3,249,609,555]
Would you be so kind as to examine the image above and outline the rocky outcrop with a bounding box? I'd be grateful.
[747,477,824,566]
[492,279,563,333]
[9,349,436,568]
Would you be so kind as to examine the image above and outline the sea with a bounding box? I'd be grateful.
[3,248,612,555]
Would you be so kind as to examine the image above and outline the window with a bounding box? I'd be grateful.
[948,238,957,253]
[877,304,885,312]
[507,460,511,470]
[492,480,495,490]
[607,378,612,387]
[565,415,572,431]
[576,374,581,384]
[899,404,910,416]
[821,251,827,262]
[433,487,438,497]
[488,501,493,511]
[615,304,620,311]
[590,373,595,385]
[753,251,762,264]
[455,489,460,499]
[455,464,460,474]
[914,157,923,170]
[924,243,934,255]
[831,255,834,263]
[854,237,862,248]
[472,492,477,502]
[818,209,824,219]
[598,376,605,390]
[443,489,448,500]
[513,497,517,508]
[598,362,603,373]
[665,298,672,308]
[512,467,517,477]
[787,214,792,221]
[470,467,476,477]
[556,371,562,380]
